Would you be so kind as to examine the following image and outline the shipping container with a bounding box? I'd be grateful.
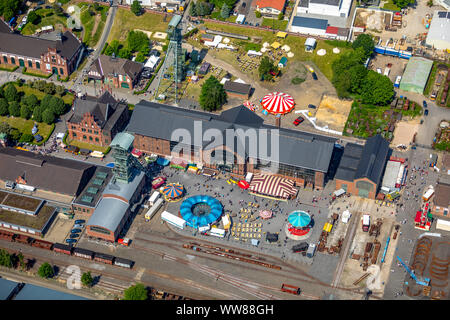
[161,211,186,229]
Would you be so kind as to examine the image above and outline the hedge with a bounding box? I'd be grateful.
[0,65,19,72]
[22,68,52,79]
[35,123,55,146]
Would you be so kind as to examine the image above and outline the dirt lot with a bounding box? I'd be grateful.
[314,95,353,133]
[368,54,408,83]
[391,120,420,149]
[44,214,77,243]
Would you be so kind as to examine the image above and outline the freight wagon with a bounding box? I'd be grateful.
[94,252,115,265]
[31,239,54,250]
[114,257,134,269]
[53,243,73,255]
[15,234,32,245]
[0,230,15,241]
[73,247,94,260]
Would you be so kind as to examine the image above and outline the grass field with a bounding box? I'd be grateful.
[382,0,401,11]
[261,18,288,31]
[65,138,110,153]
[21,8,67,35]
[200,22,352,80]
[107,9,169,43]
[14,84,74,106]
[0,116,54,143]
[78,2,108,47]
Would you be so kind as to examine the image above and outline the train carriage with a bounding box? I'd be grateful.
[15,234,32,245]
[53,243,73,255]
[73,247,94,260]
[93,252,115,265]
[114,257,134,269]
[31,239,54,250]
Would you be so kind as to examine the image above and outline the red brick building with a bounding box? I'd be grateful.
[334,135,390,199]
[0,20,83,78]
[87,54,143,90]
[66,91,130,147]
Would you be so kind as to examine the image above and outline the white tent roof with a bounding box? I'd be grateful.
[305,37,316,47]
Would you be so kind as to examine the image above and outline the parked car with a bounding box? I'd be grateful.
[73,224,84,229]
[308,104,316,109]
[70,233,80,239]
[376,68,382,74]
[422,100,427,108]
[293,116,304,126]
[312,72,318,80]
[75,219,85,224]
[66,238,77,244]
[71,228,82,234]
[424,109,429,116]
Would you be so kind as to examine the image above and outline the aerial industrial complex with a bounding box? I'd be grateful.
[0,0,448,304]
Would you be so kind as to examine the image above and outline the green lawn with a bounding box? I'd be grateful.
[78,2,108,47]
[21,9,67,35]
[0,116,54,144]
[65,138,110,153]
[200,22,352,81]
[261,18,288,31]
[382,0,401,11]
[107,9,169,43]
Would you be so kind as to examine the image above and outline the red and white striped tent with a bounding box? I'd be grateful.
[243,100,256,111]
[261,92,295,115]
[249,174,298,200]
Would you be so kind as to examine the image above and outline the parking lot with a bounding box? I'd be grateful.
[368,54,408,83]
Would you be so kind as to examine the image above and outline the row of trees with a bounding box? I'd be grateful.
[0,0,21,22]
[104,30,150,63]
[0,83,67,126]
[331,34,394,106]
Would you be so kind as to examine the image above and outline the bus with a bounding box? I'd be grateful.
[209,227,225,238]
[145,198,164,221]
[161,211,186,229]
[394,75,402,88]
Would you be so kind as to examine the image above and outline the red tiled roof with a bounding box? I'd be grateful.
[326,26,339,34]
[256,0,286,11]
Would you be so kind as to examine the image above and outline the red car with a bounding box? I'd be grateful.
[293,116,304,126]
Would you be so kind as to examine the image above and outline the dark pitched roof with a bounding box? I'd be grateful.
[292,16,328,30]
[69,91,127,130]
[336,135,390,185]
[0,147,95,197]
[223,81,252,96]
[93,55,143,81]
[0,30,81,60]
[0,19,12,34]
[127,102,336,172]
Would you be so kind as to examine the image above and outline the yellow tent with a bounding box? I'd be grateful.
[323,223,333,233]
[276,32,287,39]
[271,41,281,49]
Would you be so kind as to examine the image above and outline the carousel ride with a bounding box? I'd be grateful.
[285,210,313,240]
[180,195,223,229]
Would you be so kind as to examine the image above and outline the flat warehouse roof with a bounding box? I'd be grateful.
[0,205,56,231]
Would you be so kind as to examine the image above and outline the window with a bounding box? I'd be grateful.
[89,136,93,141]
[88,129,92,133]
[94,131,98,134]
[36,61,40,69]
[60,68,64,75]
[28,60,33,68]
[3,56,7,64]
[83,135,87,140]
[90,226,110,235]
[95,138,99,142]
[82,128,86,132]
[73,133,77,137]
[11,57,15,64]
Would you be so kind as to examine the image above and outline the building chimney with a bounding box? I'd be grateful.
[275,116,281,128]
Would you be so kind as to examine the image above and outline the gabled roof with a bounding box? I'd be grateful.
[0,30,81,60]
[0,19,12,34]
[127,102,336,172]
[93,55,143,81]
[223,81,252,96]
[256,0,287,11]
[0,147,95,196]
[68,91,126,130]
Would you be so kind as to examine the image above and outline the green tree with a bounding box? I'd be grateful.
[352,34,374,59]
[131,0,142,16]
[81,271,94,287]
[28,10,39,24]
[55,85,66,96]
[0,98,9,116]
[42,108,55,124]
[220,3,230,19]
[104,40,121,56]
[127,31,149,52]
[0,122,11,136]
[258,56,277,81]
[9,128,21,141]
[0,249,13,268]
[119,47,132,60]
[255,10,262,18]
[427,0,433,6]
[23,94,39,109]
[17,252,26,270]
[20,104,32,119]
[4,84,19,102]
[8,101,20,117]
[20,133,34,143]
[37,262,54,279]
[49,96,66,116]
[43,82,56,95]
[199,76,227,112]
[123,283,148,300]
[278,12,284,20]
[135,52,147,63]
[348,64,368,94]
[0,0,21,22]
[33,106,43,122]
[40,94,53,110]
[361,70,394,105]
[392,0,414,8]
